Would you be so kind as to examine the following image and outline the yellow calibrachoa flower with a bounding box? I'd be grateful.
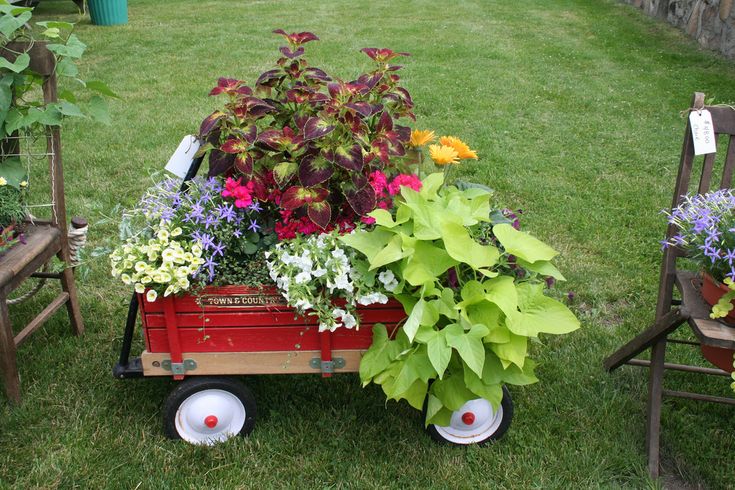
[439,136,478,160]
[410,129,435,147]
[0,177,6,186]
[429,144,459,165]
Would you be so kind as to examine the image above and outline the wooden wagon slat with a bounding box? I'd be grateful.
[140,349,367,376]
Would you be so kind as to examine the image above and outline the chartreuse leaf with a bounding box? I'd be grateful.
[390,345,435,397]
[430,287,458,320]
[418,172,444,200]
[339,229,393,261]
[402,240,458,286]
[516,258,566,280]
[359,324,403,382]
[463,363,503,409]
[490,332,528,369]
[431,373,476,411]
[502,358,538,385]
[460,280,485,306]
[401,379,429,410]
[425,394,452,426]
[402,298,425,342]
[46,34,86,59]
[505,282,580,336]
[370,233,404,269]
[484,276,518,317]
[493,223,558,263]
[427,331,451,376]
[400,187,442,240]
[441,221,499,270]
[444,323,488,377]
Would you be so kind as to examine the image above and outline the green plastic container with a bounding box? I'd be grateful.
[88,0,128,26]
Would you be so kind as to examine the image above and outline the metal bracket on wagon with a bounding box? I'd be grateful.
[162,359,197,375]
[309,357,345,373]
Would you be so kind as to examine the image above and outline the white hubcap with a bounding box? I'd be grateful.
[175,389,246,445]
[434,398,504,444]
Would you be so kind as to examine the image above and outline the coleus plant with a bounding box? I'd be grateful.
[339,173,580,425]
[198,29,415,230]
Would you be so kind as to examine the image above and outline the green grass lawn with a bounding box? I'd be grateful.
[1,0,734,487]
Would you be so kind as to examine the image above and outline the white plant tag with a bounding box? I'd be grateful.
[165,135,201,178]
[689,109,717,155]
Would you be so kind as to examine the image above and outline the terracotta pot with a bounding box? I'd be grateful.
[700,272,735,325]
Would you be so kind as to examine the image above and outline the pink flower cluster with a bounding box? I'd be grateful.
[222,177,255,208]
[363,171,422,224]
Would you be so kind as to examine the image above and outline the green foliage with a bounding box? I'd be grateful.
[0,0,117,141]
[341,173,579,424]
[0,181,24,226]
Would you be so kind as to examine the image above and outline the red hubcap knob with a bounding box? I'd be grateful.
[461,412,475,425]
[204,415,218,428]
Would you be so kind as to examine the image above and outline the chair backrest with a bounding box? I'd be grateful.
[656,92,735,318]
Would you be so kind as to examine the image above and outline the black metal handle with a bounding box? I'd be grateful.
[114,151,206,378]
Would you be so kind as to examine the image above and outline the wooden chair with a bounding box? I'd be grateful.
[0,43,84,404]
[604,92,735,479]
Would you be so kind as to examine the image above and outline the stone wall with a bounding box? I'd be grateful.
[623,0,735,58]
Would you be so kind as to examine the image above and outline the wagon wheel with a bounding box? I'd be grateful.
[163,377,256,445]
[426,386,513,445]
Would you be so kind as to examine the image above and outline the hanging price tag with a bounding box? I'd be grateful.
[165,135,201,178]
[689,109,717,156]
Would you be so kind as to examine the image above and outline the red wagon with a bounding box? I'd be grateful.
[115,284,513,445]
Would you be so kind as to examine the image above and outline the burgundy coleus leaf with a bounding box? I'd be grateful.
[280,46,305,59]
[371,139,390,164]
[309,92,329,105]
[360,48,410,63]
[324,144,363,172]
[294,114,309,132]
[345,102,373,118]
[245,97,276,118]
[273,30,319,46]
[375,111,393,134]
[199,111,225,138]
[303,117,335,140]
[307,200,331,229]
[235,153,254,176]
[256,69,284,87]
[351,173,368,189]
[303,67,332,82]
[220,137,250,154]
[299,155,334,187]
[285,61,302,78]
[209,77,251,96]
[286,87,312,104]
[281,185,328,210]
[327,82,345,99]
[207,149,235,177]
[356,72,383,90]
[394,125,411,143]
[255,129,282,151]
[344,183,377,216]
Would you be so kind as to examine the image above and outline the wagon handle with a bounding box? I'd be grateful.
[113,151,206,379]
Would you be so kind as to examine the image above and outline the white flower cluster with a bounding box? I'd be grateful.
[110,222,205,302]
[266,231,397,332]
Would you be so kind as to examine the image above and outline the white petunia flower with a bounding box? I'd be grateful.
[146,289,158,302]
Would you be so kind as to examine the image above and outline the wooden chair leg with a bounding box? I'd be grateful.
[0,295,20,404]
[646,338,667,479]
[59,264,84,336]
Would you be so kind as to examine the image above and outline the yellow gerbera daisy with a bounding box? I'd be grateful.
[429,144,459,165]
[410,129,435,147]
[439,136,478,160]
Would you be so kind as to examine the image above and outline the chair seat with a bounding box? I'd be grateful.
[0,224,61,291]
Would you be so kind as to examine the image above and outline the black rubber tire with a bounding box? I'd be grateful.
[163,376,256,442]
[426,385,514,445]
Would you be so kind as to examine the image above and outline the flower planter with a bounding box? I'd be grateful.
[698,273,735,372]
[137,285,406,379]
[700,272,735,325]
